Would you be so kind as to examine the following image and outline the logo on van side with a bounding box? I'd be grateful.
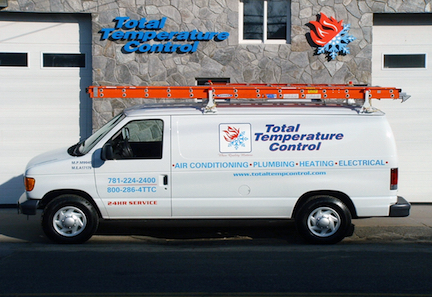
[219,124,251,153]
[255,124,344,152]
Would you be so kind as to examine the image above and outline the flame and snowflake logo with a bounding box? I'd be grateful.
[308,13,356,60]
[219,124,251,153]
[223,126,248,150]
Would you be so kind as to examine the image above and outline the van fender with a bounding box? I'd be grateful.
[292,190,357,219]
[40,189,103,219]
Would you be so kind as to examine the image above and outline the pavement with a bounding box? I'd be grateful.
[0,204,431,244]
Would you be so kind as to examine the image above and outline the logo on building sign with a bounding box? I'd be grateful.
[99,17,230,54]
[219,124,251,153]
[308,13,356,60]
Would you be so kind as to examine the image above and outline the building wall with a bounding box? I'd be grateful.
[3,0,431,129]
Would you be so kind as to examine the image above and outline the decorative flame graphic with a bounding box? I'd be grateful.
[223,126,240,142]
[308,13,356,60]
[309,13,343,46]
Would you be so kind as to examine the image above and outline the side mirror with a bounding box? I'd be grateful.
[122,127,130,140]
[101,142,114,160]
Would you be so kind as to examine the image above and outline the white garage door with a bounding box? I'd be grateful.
[372,14,432,202]
[0,13,92,204]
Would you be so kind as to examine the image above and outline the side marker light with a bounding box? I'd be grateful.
[25,177,35,192]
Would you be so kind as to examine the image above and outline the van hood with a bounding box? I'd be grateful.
[26,147,71,171]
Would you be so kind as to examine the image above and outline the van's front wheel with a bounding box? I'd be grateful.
[295,196,352,244]
[42,195,99,244]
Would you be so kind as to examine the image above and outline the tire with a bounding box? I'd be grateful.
[42,195,99,244]
[295,196,352,244]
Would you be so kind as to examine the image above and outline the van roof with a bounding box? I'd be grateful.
[123,103,384,117]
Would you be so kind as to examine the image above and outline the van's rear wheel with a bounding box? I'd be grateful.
[42,195,99,244]
[295,196,352,244]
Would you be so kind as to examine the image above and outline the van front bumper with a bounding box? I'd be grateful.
[389,196,410,217]
[18,193,39,215]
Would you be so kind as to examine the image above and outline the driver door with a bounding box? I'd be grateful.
[94,117,171,218]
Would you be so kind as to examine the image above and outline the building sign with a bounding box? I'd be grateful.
[308,13,356,60]
[99,17,230,54]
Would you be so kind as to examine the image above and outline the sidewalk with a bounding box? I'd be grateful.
[348,203,432,242]
[0,204,431,244]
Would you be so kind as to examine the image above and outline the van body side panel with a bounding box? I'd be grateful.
[171,113,397,218]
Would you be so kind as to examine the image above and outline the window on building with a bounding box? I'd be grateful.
[374,13,432,26]
[240,0,290,44]
[196,77,230,85]
[0,53,28,67]
[383,54,426,69]
[43,53,86,67]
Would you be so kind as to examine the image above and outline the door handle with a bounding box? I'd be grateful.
[163,175,168,185]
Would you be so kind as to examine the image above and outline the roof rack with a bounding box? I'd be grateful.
[87,83,410,113]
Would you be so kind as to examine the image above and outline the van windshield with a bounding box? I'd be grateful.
[69,113,126,156]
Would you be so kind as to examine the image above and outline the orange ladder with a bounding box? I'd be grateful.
[87,83,409,113]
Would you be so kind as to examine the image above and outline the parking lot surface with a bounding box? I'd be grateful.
[0,204,431,244]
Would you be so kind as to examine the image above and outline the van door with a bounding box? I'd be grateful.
[94,117,171,218]
[171,115,292,218]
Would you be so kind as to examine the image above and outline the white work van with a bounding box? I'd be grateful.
[19,84,410,244]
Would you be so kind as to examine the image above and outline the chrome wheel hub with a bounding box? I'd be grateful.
[53,206,87,237]
[307,207,341,237]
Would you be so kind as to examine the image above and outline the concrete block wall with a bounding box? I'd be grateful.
[3,0,430,128]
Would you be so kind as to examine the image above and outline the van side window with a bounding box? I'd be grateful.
[110,119,163,159]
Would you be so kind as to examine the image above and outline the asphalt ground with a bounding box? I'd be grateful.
[1,205,432,297]
[0,204,431,244]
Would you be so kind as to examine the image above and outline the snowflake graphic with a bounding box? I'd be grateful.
[227,131,248,150]
[316,24,356,60]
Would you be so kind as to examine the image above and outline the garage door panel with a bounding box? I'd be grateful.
[0,123,79,131]
[1,22,81,44]
[0,103,82,114]
[0,141,76,166]
[1,70,85,78]
[0,66,86,75]
[374,109,432,140]
[373,26,432,44]
[1,120,81,134]
[373,24,432,202]
[0,14,91,204]
[1,89,83,98]
[391,127,432,141]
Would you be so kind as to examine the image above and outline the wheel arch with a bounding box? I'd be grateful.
[293,190,358,219]
[40,190,102,218]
